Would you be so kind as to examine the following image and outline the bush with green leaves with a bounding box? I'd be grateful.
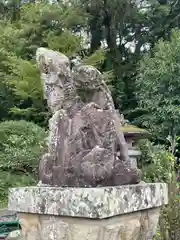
[155,184,180,240]
[0,120,47,206]
[138,139,179,240]
[138,139,176,183]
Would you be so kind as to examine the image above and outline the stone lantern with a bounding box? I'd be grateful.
[120,124,151,169]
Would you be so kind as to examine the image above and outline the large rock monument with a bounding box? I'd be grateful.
[8,48,168,240]
[37,47,140,187]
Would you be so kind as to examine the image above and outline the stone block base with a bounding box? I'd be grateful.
[18,208,160,240]
[8,183,168,240]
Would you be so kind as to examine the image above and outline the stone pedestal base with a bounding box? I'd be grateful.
[17,208,160,240]
[8,183,168,240]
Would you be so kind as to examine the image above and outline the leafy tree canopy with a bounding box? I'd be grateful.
[136,30,180,152]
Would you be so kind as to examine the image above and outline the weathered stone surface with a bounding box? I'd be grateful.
[36,47,141,187]
[17,214,41,240]
[36,48,70,114]
[73,65,115,111]
[128,149,141,169]
[8,183,168,219]
[36,47,83,117]
[73,65,130,165]
[15,208,161,240]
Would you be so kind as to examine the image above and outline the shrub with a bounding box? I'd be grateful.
[138,139,176,183]
[0,120,47,205]
[138,139,180,240]
[155,185,180,240]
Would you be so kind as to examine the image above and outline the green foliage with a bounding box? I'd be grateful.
[0,49,17,121]
[46,30,82,57]
[80,0,180,116]
[0,0,180,127]
[139,139,179,240]
[0,120,46,206]
[7,57,42,100]
[136,30,180,144]
[83,49,106,68]
[155,185,180,240]
[0,120,46,174]
[0,1,88,125]
[0,0,180,126]
[18,1,87,59]
[135,28,180,240]
[138,140,176,183]
[0,48,48,125]
[0,23,24,56]
[6,54,49,124]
